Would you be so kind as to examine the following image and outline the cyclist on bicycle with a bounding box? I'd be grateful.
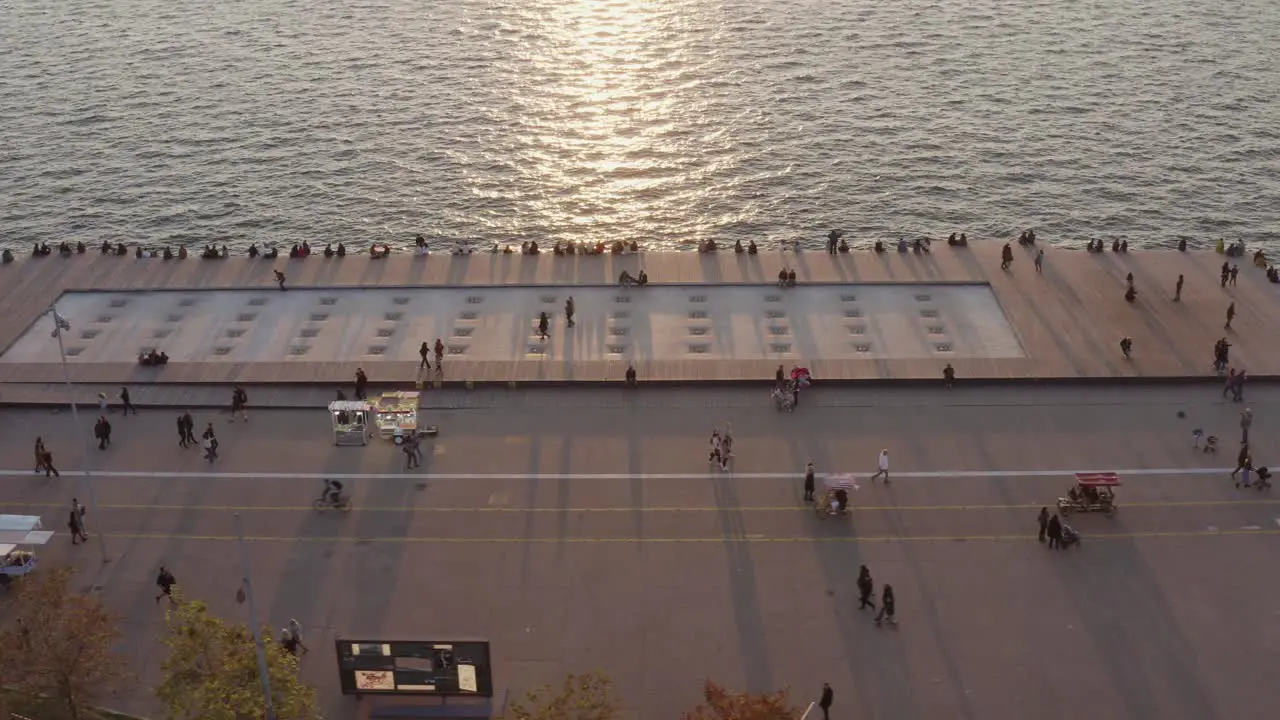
[323,479,345,506]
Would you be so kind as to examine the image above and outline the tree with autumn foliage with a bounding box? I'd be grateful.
[0,566,130,720]
[681,680,801,720]
[506,671,623,720]
[155,594,320,720]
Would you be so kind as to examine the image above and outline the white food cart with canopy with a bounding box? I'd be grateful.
[0,515,53,588]
[374,391,424,444]
[329,400,374,446]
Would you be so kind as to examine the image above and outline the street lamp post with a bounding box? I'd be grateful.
[235,512,277,720]
[48,304,108,564]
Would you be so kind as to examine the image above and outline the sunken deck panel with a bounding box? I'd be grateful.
[0,244,1275,385]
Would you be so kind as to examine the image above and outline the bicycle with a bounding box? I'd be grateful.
[312,493,352,512]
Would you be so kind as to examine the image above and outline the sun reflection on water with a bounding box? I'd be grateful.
[467,0,762,248]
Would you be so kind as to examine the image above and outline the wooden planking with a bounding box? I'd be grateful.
[0,245,1277,384]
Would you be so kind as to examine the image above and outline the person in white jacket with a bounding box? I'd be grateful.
[871,449,889,483]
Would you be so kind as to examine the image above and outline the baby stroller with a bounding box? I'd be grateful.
[1060,523,1081,549]
[1192,429,1217,454]
[771,384,795,412]
[815,476,855,520]
[1254,466,1271,491]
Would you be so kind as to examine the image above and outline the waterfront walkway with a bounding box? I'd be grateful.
[0,244,1276,385]
[2,385,1276,720]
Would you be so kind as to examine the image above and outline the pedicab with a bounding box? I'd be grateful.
[0,515,54,589]
[815,475,856,520]
[1056,472,1120,516]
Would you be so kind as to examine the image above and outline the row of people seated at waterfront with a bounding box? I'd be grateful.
[871,237,932,254]
[138,349,169,366]
[1017,228,1037,246]
[1087,238,1128,253]
[777,267,798,287]
[947,233,969,246]
[618,269,649,286]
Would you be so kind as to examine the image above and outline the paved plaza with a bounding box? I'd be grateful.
[0,385,1277,719]
[0,284,1023,365]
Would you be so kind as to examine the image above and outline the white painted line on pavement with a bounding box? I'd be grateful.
[0,467,1235,481]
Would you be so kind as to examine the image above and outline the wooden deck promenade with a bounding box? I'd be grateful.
[0,243,1275,386]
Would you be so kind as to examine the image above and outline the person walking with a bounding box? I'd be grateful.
[231,385,249,422]
[537,311,550,341]
[94,416,111,450]
[40,448,59,478]
[1241,408,1252,444]
[72,498,88,536]
[288,618,309,655]
[202,424,219,463]
[176,413,190,447]
[354,367,368,400]
[1229,264,1239,286]
[1034,249,1044,273]
[34,437,46,474]
[871,449,890,483]
[181,411,196,447]
[434,338,444,374]
[1000,242,1013,270]
[1174,274,1184,301]
[1231,443,1251,481]
[856,565,875,610]
[68,507,89,545]
[1047,513,1063,549]
[1038,507,1049,543]
[1235,455,1254,489]
[803,462,815,502]
[875,584,896,625]
[1220,262,1229,288]
[404,435,419,469]
[565,297,575,328]
[419,341,431,370]
[119,386,137,415]
[281,628,300,657]
[155,566,177,604]
[274,269,287,291]
[98,392,109,414]
[818,683,834,720]
[1225,302,1235,329]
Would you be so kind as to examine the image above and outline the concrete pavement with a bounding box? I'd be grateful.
[0,385,1276,719]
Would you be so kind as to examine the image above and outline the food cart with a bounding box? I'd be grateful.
[0,515,53,589]
[329,400,374,446]
[374,391,437,444]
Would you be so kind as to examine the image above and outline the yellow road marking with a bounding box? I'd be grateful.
[95,529,1280,544]
[3,500,1277,513]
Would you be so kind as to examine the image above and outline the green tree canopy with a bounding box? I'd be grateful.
[155,595,319,720]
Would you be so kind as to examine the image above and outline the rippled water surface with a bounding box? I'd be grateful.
[2,0,1278,251]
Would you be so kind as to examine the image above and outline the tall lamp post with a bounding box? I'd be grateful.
[235,512,277,720]
[48,305,108,563]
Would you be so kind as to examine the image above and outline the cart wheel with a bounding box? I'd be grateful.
[337,498,353,512]
[393,435,404,446]
[312,498,329,512]
[1105,505,1117,517]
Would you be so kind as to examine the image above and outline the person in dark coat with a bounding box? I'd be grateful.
[68,508,88,544]
[94,416,111,450]
[857,566,875,610]
[1038,507,1049,543]
[803,462,815,502]
[1047,513,1063,549]
[354,368,368,400]
[818,683,834,720]
[875,584,896,625]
